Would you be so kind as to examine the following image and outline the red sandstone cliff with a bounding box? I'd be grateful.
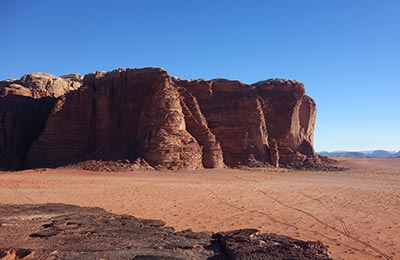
[0,68,318,170]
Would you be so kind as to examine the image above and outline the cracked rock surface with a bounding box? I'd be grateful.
[0,204,333,260]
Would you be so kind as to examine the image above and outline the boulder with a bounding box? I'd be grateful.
[18,72,82,98]
[216,229,333,260]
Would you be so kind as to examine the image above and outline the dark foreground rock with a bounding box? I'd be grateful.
[0,204,333,260]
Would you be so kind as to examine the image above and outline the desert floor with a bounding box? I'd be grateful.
[1,158,399,260]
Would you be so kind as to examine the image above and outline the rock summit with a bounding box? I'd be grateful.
[0,68,321,170]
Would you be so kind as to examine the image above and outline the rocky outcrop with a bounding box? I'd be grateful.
[254,79,317,167]
[0,67,319,170]
[0,203,334,260]
[0,73,82,169]
[216,229,332,260]
[174,78,317,168]
[0,95,56,169]
[174,79,268,167]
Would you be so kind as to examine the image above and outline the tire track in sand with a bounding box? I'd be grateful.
[199,180,380,259]
[7,182,35,204]
[233,175,393,260]
[300,192,351,236]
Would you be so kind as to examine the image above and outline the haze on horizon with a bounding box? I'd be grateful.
[1,0,399,152]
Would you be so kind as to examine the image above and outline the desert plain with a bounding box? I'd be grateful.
[1,158,399,260]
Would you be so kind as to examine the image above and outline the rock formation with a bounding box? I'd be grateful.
[0,67,320,170]
[0,203,334,259]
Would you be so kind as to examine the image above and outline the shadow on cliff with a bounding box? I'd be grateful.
[0,95,56,170]
[1,67,335,172]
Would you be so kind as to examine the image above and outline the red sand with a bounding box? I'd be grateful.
[1,158,399,260]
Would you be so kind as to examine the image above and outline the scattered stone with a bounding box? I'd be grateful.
[216,229,333,260]
[0,248,32,259]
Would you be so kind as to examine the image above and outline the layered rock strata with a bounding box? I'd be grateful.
[0,68,318,170]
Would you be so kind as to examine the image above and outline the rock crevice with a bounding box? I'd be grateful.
[0,67,319,170]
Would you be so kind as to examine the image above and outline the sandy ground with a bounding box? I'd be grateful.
[1,158,399,260]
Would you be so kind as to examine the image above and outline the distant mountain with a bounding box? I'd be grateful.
[319,150,399,158]
[318,151,368,158]
[370,150,394,158]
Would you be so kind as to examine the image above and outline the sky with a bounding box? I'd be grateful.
[1,0,399,152]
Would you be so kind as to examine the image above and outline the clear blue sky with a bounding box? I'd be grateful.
[1,0,399,152]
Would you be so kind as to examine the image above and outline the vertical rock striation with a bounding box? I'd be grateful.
[0,68,318,170]
[254,79,317,166]
[174,79,271,167]
[0,73,80,169]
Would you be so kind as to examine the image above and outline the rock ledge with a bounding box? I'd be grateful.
[0,68,326,170]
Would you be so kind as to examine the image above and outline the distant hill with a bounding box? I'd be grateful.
[319,151,368,158]
[370,150,394,158]
[319,150,400,158]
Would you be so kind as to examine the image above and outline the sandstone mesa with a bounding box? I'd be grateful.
[0,68,323,170]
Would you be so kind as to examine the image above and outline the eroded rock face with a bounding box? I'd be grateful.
[0,68,319,170]
[174,78,317,168]
[0,73,82,169]
[0,95,56,169]
[254,79,317,166]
